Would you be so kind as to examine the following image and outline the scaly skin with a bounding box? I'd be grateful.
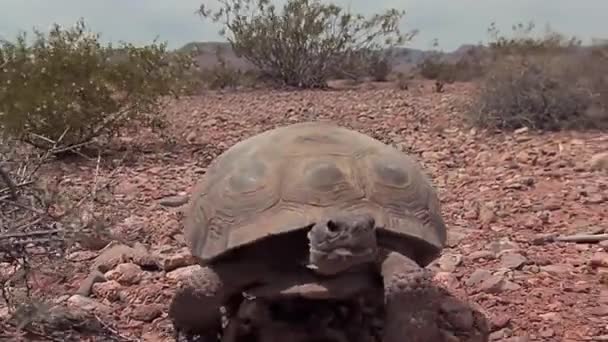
[169,260,276,338]
[378,250,444,342]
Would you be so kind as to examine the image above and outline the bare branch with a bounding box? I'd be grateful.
[0,164,18,200]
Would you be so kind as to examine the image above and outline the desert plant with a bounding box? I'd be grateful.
[0,19,196,150]
[470,22,608,131]
[367,51,392,82]
[198,0,415,88]
[395,72,412,90]
[417,40,485,84]
[202,45,246,90]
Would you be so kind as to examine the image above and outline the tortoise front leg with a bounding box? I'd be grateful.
[378,251,443,342]
[169,262,267,339]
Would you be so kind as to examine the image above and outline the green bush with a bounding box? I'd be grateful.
[0,19,196,149]
[199,0,415,88]
[469,22,608,131]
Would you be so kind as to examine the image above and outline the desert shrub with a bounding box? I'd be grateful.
[417,40,485,84]
[0,19,196,150]
[418,57,484,84]
[469,22,608,130]
[202,65,243,90]
[395,71,412,90]
[367,52,392,82]
[198,46,247,90]
[198,0,415,88]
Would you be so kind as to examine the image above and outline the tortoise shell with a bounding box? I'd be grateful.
[185,122,447,267]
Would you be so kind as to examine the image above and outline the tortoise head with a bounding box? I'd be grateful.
[306,213,378,275]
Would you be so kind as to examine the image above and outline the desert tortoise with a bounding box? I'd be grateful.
[169,121,448,341]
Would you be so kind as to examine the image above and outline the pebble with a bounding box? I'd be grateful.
[479,275,521,293]
[500,252,527,270]
[67,295,112,315]
[466,269,492,287]
[158,194,189,207]
[165,265,200,281]
[130,303,164,322]
[468,250,496,261]
[105,263,143,285]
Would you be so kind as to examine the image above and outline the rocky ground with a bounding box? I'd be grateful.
[1,80,607,341]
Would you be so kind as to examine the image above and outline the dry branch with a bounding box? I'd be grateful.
[536,230,608,245]
[555,233,608,243]
[0,164,18,200]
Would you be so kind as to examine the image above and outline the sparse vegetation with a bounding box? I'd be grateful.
[417,40,485,90]
[469,22,608,131]
[367,52,393,82]
[198,0,415,88]
[0,19,196,151]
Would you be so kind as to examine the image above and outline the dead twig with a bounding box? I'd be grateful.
[555,233,608,243]
[0,181,35,197]
[536,230,608,245]
[0,163,18,200]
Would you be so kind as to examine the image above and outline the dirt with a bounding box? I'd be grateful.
[1,80,607,341]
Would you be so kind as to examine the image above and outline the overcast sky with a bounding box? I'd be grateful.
[0,0,606,51]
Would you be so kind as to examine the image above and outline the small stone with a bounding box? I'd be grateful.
[599,290,608,304]
[590,305,608,316]
[130,304,164,322]
[590,252,608,268]
[434,272,460,290]
[66,250,98,262]
[92,280,124,302]
[538,312,560,321]
[468,250,496,261]
[542,200,561,211]
[479,275,520,293]
[438,253,463,272]
[162,249,197,272]
[479,206,496,225]
[522,265,540,273]
[502,337,530,342]
[166,265,200,281]
[92,243,159,273]
[490,314,511,330]
[489,328,509,340]
[92,244,136,273]
[67,295,111,315]
[540,264,572,275]
[446,228,472,248]
[500,253,527,270]
[75,270,106,297]
[158,195,189,207]
[466,269,492,287]
[589,152,608,171]
[105,263,143,285]
[487,239,519,254]
[539,327,554,338]
[532,233,556,245]
[571,281,591,293]
[0,306,9,321]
